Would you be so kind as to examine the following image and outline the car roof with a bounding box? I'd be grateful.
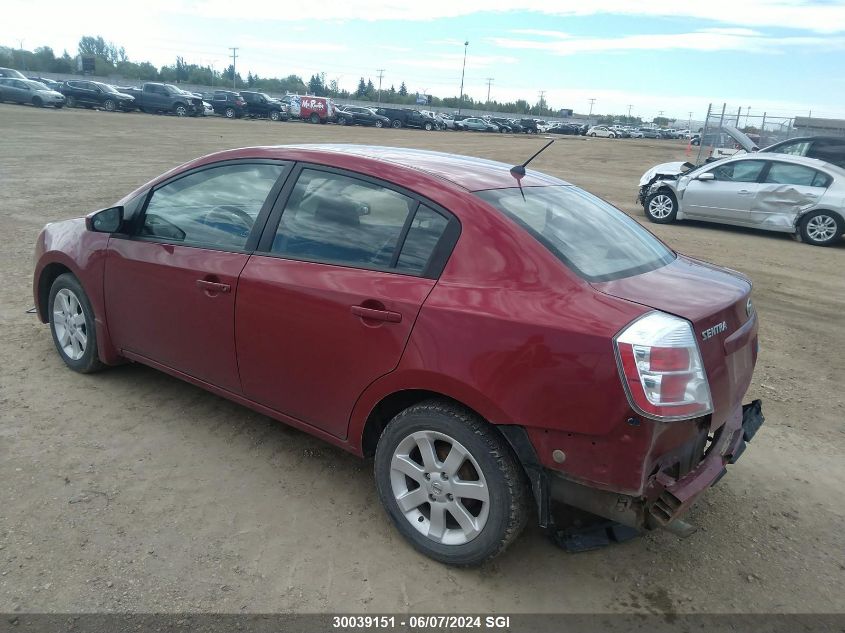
[182,144,570,192]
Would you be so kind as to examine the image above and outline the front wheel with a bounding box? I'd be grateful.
[269,110,281,121]
[48,273,105,374]
[174,104,188,117]
[800,211,843,246]
[424,122,433,131]
[338,116,348,126]
[103,99,116,112]
[374,400,530,566]
[645,190,678,223]
[32,96,43,107]
[590,132,596,137]
[375,120,384,128]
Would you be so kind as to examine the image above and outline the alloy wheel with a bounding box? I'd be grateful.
[52,288,87,361]
[648,194,674,219]
[390,430,490,546]
[806,214,837,242]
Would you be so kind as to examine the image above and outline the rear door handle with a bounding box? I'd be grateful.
[196,279,231,294]
[351,305,402,323]
[737,189,753,195]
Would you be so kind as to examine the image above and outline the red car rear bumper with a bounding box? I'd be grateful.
[548,400,764,532]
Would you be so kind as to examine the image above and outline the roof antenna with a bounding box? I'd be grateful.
[510,138,555,178]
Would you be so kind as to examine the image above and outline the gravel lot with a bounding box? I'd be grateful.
[1,104,843,615]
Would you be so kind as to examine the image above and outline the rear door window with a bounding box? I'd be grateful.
[808,139,845,169]
[765,162,829,187]
[270,169,414,269]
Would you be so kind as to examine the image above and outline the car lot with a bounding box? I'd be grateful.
[0,104,843,614]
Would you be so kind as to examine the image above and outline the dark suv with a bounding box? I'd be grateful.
[59,80,135,112]
[375,107,438,130]
[239,91,289,121]
[212,90,248,118]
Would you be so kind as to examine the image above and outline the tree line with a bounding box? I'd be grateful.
[1,35,657,120]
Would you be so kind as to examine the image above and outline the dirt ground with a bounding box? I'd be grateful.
[1,104,843,616]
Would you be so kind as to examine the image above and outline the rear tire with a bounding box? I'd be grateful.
[338,116,348,125]
[800,211,843,246]
[310,112,320,124]
[65,96,76,108]
[224,107,236,118]
[645,190,678,224]
[391,119,402,129]
[374,400,530,566]
[48,273,105,374]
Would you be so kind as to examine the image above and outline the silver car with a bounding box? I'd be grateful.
[641,153,845,246]
[0,78,65,108]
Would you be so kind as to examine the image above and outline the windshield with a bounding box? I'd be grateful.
[475,186,675,282]
[93,82,118,93]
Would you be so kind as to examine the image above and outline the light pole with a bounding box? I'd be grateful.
[588,98,595,123]
[458,40,469,114]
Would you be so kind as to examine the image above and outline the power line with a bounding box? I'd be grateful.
[229,47,238,89]
[485,77,494,103]
[376,68,385,104]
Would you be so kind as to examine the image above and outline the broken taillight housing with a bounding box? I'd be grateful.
[614,311,713,421]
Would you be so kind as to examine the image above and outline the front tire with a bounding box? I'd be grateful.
[374,400,530,566]
[174,104,188,117]
[800,211,843,246]
[103,99,116,112]
[309,112,320,124]
[645,190,678,223]
[375,120,384,128]
[48,273,105,374]
[269,109,281,121]
[32,96,43,107]
[424,122,433,131]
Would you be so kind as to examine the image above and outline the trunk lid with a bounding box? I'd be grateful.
[593,255,758,426]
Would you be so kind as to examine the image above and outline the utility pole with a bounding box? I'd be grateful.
[458,41,469,114]
[376,69,385,104]
[229,47,239,89]
[18,39,26,71]
[485,77,494,104]
[688,111,693,130]
[627,104,633,119]
[538,90,546,115]
[588,98,596,123]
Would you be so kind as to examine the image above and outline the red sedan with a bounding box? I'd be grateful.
[33,144,763,565]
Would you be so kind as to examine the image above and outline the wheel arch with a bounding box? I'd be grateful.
[37,261,74,323]
[795,207,845,232]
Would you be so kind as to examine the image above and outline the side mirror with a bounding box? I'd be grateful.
[696,172,716,181]
[86,206,124,233]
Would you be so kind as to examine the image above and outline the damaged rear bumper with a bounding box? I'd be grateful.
[547,400,765,534]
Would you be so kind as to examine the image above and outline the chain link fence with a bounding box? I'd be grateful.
[694,103,845,165]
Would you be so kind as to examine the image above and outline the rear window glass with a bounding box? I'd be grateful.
[475,186,675,282]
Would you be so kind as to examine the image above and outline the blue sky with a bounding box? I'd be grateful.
[4,0,845,121]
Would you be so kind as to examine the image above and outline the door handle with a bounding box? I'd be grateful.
[351,305,402,323]
[737,189,753,195]
[196,279,231,294]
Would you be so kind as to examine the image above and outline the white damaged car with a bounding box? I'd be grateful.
[639,153,845,246]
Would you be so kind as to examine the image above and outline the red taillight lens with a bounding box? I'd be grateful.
[615,312,713,421]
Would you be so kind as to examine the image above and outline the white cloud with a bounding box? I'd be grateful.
[489,29,845,55]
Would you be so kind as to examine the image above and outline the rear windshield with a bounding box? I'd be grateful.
[475,186,675,282]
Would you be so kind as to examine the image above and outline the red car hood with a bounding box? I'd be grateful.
[592,255,758,426]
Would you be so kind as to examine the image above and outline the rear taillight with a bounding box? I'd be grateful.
[614,311,712,421]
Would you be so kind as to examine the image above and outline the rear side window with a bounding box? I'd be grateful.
[475,186,675,282]
[271,169,414,269]
[765,162,829,187]
[774,140,811,156]
[396,205,449,274]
